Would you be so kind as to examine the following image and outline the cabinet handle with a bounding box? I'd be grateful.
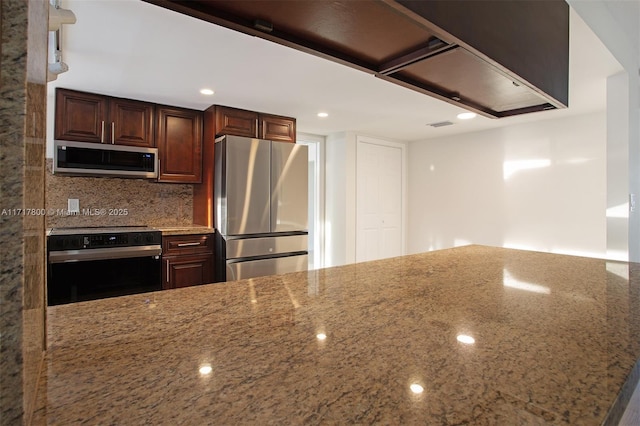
[166,260,169,282]
[177,242,201,247]
[256,118,259,136]
[111,122,115,144]
[100,121,105,143]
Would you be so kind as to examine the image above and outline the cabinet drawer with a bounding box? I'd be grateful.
[162,233,213,256]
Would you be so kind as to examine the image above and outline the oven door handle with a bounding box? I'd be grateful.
[48,245,162,264]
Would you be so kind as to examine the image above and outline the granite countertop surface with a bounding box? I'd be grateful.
[154,225,215,235]
[32,245,640,425]
[45,226,215,236]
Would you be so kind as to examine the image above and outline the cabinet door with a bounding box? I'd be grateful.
[215,106,258,138]
[109,98,155,147]
[259,114,296,143]
[55,88,108,143]
[156,106,203,183]
[163,255,213,289]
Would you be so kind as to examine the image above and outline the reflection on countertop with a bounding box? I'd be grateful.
[32,245,640,425]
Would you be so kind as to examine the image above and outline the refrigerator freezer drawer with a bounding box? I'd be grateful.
[226,254,308,281]
[226,234,308,259]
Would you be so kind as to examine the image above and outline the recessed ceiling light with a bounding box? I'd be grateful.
[457,112,477,120]
[200,88,214,95]
[317,112,329,118]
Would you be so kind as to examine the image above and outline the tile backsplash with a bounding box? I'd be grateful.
[46,159,193,228]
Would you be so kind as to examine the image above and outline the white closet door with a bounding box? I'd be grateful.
[356,139,403,262]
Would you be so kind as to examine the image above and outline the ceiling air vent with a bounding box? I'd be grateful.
[428,121,454,128]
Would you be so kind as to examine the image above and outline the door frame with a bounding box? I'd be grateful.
[297,132,326,270]
[356,135,408,261]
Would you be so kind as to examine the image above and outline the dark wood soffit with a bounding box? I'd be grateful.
[143,0,380,74]
[143,0,568,118]
[389,0,570,108]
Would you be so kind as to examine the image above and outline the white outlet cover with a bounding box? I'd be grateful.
[68,198,79,213]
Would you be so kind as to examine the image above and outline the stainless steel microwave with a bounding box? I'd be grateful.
[53,140,158,179]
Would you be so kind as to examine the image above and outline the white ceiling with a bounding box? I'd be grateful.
[48,0,622,142]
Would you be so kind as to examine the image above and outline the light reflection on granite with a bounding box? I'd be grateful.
[32,246,640,424]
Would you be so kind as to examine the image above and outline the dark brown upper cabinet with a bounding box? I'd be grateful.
[260,113,296,143]
[213,105,296,143]
[109,98,155,147]
[214,105,258,138]
[156,106,203,183]
[55,88,155,147]
[144,0,569,118]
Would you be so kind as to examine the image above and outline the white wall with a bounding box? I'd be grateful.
[324,131,357,267]
[407,111,607,258]
[607,72,630,260]
[568,0,640,261]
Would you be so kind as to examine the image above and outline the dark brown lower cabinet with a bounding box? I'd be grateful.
[163,254,213,289]
[162,233,214,290]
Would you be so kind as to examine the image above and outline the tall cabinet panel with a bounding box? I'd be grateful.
[156,106,203,183]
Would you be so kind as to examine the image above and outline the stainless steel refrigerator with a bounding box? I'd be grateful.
[214,135,308,281]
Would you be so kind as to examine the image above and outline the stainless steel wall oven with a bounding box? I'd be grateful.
[47,227,162,305]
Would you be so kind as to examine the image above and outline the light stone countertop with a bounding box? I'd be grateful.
[32,245,640,425]
[154,225,215,236]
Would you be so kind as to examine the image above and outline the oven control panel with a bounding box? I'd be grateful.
[48,229,162,250]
